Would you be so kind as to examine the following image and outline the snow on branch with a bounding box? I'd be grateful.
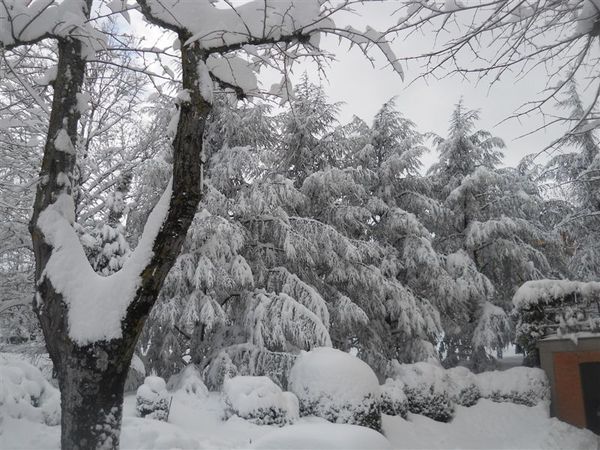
[0,0,99,50]
[391,1,600,131]
[242,290,331,351]
[135,0,404,96]
[472,301,510,351]
[136,0,331,48]
[37,180,172,344]
[266,267,330,329]
[513,279,600,310]
[465,216,541,249]
[328,25,403,80]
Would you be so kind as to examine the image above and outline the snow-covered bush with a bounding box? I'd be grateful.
[380,378,408,418]
[124,354,146,392]
[288,348,382,430]
[0,359,60,426]
[222,376,299,426]
[203,345,296,391]
[203,351,239,391]
[136,376,170,421]
[446,366,481,407]
[167,365,208,399]
[477,366,549,407]
[393,361,455,422]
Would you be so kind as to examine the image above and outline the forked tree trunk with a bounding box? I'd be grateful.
[30,21,210,449]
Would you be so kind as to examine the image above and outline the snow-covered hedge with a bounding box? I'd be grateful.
[380,378,408,418]
[0,359,60,426]
[392,362,455,422]
[446,366,481,407]
[288,348,381,430]
[136,376,170,421]
[477,366,549,407]
[167,365,208,399]
[222,376,299,426]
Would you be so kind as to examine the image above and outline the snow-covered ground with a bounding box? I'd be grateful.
[2,391,597,450]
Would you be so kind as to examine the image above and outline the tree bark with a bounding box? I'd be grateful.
[55,337,133,449]
[30,18,211,449]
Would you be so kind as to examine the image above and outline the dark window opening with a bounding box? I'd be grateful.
[580,362,600,435]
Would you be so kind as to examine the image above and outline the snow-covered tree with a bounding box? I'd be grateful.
[543,82,600,281]
[429,101,555,370]
[80,173,132,276]
[300,96,446,368]
[0,1,404,448]
[0,43,54,345]
[274,74,343,188]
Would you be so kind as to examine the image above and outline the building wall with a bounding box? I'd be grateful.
[553,351,600,428]
[538,336,600,429]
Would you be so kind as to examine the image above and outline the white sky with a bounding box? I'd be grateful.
[293,2,582,170]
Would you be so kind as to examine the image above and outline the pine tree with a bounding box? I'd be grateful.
[301,97,448,368]
[82,173,132,276]
[275,74,343,188]
[429,100,554,370]
[543,82,600,281]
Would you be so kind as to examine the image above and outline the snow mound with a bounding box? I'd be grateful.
[392,361,455,422]
[382,399,598,450]
[167,365,209,399]
[0,359,60,426]
[251,423,392,450]
[223,376,299,426]
[136,376,170,421]
[380,378,408,418]
[121,416,200,450]
[477,366,549,406]
[288,347,381,430]
[446,366,481,407]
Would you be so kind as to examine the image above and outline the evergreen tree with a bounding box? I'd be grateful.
[80,173,132,276]
[430,100,554,370]
[543,82,600,281]
[275,74,343,188]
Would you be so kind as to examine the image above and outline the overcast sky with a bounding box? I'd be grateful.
[292,2,583,170]
[131,1,593,170]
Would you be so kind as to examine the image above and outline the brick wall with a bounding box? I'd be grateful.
[553,351,600,428]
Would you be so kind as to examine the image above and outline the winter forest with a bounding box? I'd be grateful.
[1,1,600,449]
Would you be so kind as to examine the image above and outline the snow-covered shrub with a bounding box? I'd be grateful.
[513,280,600,366]
[393,361,455,422]
[222,376,299,426]
[477,366,549,407]
[136,376,170,421]
[167,365,208,398]
[288,348,382,430]
[124,354,146,392]
[380,378,408,418]
[446,366,481,407]
[0,359,60,426]
[203,351,239,391]
[204,345,297,391]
